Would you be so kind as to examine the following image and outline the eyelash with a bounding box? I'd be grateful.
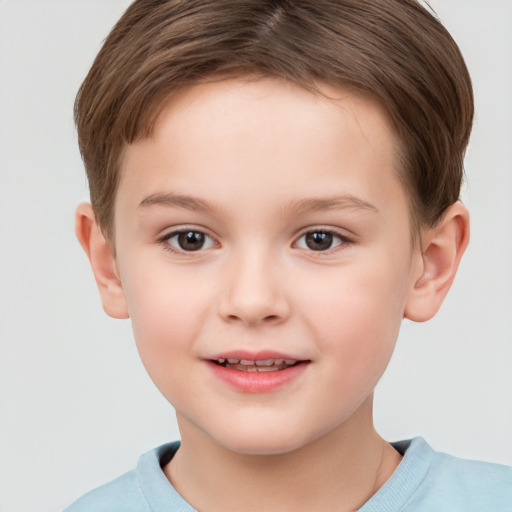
[294,229,351,254]
[158,228,217,255]
[158,227,351,255]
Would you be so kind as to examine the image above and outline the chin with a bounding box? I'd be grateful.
[220,437,304,456]
[209,421,325,457]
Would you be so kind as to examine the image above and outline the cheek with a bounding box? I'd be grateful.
[301,255,411,376]
[120,266,211,389]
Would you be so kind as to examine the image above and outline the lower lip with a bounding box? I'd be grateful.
[206,361,309,393]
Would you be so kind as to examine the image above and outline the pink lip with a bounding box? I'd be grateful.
[207,350,301,361]
[204,350,310,393]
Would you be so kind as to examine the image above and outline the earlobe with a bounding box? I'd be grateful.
[75,203,129,319]
[404,202,470,322]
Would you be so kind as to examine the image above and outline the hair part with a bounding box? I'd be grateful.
[75,0,474,242]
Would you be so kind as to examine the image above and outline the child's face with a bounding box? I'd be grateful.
[112,77,423,454]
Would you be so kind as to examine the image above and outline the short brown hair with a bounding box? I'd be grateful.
[75,0,473,242]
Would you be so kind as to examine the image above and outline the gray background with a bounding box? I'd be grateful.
[0,1,511,510]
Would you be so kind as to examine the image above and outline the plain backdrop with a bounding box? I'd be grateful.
[0,1,511,511]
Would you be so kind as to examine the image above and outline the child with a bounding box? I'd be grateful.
[66,0,512,510]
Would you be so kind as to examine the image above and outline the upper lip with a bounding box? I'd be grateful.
[205,350,307,362]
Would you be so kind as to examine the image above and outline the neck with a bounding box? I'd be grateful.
[165,396,402,512]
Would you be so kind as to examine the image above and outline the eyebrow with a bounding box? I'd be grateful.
[283,195,379,215]
[138,193,216,212]
[138,192,378,215]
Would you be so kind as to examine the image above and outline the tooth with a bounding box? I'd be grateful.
[246,366,258,372]
[284,359,296,365]
[256,366,279,372]
[227,358,240,364]
[217,358,226,363]
[240,359,254,365]
[274,359,284,365]
[255,359,274,366]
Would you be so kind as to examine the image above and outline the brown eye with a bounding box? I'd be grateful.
[178,231,205,251]
[296,230,345,252]
[165,230,216,252]
[305,232,333,251]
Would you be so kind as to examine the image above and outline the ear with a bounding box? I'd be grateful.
[404,202,470,322]
[75,203,129,319]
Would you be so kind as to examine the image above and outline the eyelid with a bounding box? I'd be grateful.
[158,226,219,254]
[156,225,352,256]
[293,227,352,253]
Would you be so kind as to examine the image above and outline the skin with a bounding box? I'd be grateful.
[76,77,469,511]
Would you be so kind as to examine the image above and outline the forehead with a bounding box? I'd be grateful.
[116,77,407,225]
[151,77,397,153]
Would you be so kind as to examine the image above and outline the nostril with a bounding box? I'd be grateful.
[225,313,280,325]
[218,287,290,325]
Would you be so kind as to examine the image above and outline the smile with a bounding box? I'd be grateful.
[206,353,310,393]
[212,358,299,372]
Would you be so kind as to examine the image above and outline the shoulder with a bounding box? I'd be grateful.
[397,438,511,511]
[64,442,184,512]
[424,447,512,510]
[361,438,511,512]
[63,468,148,512]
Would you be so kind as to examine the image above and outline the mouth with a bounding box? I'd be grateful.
[205,354,310,393]
[210,358,301,372]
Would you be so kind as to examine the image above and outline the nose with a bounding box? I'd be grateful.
[218,249,290,326]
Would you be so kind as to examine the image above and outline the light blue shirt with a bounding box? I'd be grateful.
[64,437,512,511]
